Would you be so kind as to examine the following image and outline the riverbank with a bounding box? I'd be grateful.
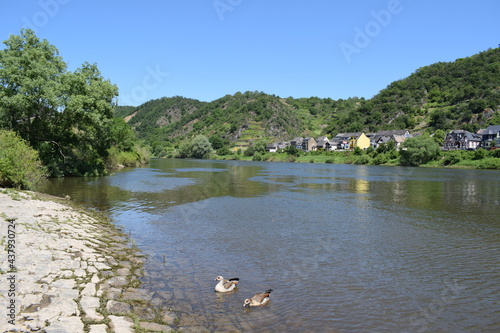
[0,188,177,333]
[212,150,500,170]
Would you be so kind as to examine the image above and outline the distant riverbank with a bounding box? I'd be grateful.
[0,188,176,333]
[212,149,500,170]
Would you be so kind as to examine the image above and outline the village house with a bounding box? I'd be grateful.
[302,137,317,152]
[265,141,289,153]
[290,137,304,150]
[330,134,350,150]
[478,125,500,148]
[371,130,410,149]
[265,142,279,153]
[315,136,330,150]
[443,130,482,150]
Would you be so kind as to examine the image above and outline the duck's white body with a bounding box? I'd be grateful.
[214,276,239,292]
[243,289,273,307]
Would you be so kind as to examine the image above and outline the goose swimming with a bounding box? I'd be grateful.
[243,289,273,307]
[214,276,239,292]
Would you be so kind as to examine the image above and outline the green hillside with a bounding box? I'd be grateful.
[327,47,500,134]
[117,48,500,156]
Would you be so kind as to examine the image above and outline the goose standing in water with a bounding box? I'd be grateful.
[214,276,239,292]
[243,289,273,307]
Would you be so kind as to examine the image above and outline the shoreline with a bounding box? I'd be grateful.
[0,188,176,333]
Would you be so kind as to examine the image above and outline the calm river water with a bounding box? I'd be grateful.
[40,159,500,332]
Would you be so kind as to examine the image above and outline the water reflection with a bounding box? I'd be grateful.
[37,160,500,332]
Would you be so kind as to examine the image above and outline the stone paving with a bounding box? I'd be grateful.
[0,189,177,333]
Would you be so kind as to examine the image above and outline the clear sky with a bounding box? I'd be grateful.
[1,0,499,106]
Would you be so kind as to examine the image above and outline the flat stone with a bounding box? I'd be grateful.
[83,307,104,322]
[44,316,84,333]
[94,262,111,270]
[80,295,100,308]
[139,321,173,332]
[162,310,177,325]
[107,275,129,287]
[51,278,77,290]
[101,287,121,300]
[91,274,100,284]
[60,270,74,278]
[116,268,130,276]
[133,306,156,320]
[37,297,80,318]
[108,315,134,333]
[81,283,96,296]
[106,300,133,315]
[87,265,98,273]
[89,324,108,333]
[122,288,154,301]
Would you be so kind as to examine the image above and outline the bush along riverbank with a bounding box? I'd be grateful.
[0,188,178,333]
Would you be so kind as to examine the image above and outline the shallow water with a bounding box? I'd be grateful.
[41,159,500,332]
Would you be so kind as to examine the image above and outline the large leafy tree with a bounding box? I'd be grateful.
[0,29,120,176]
[0,29,66,145]
[399,135,441,166]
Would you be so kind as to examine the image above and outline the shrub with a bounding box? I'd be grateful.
[442,151,462,166]
[0,130,47,190]
[252,152,262,161]
[473,148,486,160]
[477,158,500,169]
[353,155,371,165]
[400,135,441,166]
[489,149,500,158]
[372,153,389,165]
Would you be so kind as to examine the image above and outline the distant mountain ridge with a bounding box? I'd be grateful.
[116,47,500,155]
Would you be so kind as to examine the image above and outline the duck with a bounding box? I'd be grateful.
[243,289,273,307]
[214,276,239,292]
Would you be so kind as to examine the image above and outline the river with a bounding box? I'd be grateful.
[39,159,500,332]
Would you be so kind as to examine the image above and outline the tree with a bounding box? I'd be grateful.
[399,135,441,166]
[0,30,124,176]
[0,29,66,146]
[433,129,446,146]
[189,135,214,159]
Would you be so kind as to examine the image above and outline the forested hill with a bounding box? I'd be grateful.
[330,47,500,134]
[117,92,363,156]
[117,48,500,155]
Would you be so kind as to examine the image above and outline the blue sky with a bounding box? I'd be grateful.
[1,0,499,106]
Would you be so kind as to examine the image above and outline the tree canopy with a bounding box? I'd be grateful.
[0,29,145,177]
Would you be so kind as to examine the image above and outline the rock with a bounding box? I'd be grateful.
[107,275,129,287]
[116,267,131,276]
[133,306,156,320]
[106,300,133,315]
[44,316,84,333]
[94,262,111,270]
[122,288,154,302]
[100,287,121,300]
[139,321,173,332]
[108,315,134,333]
[162,310,177,325]
[80,296,103,321]
[37,296,79,318]
[89,324,108,333]
[91,274,100,284]
[81,283,96,296]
